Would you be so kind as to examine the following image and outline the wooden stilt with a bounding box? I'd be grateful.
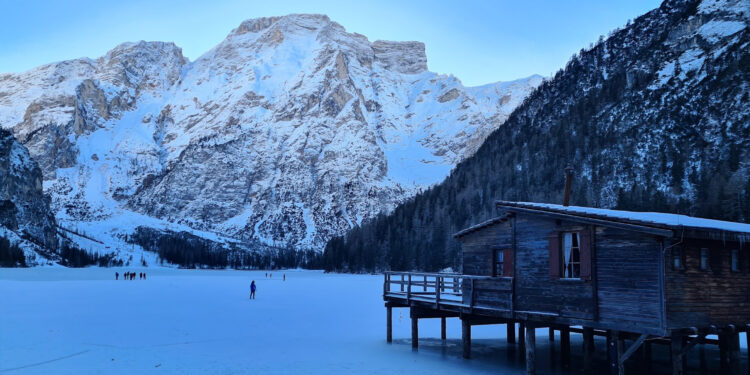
[462,319,471,359]
[411,316,418,349]
[608,331,622,375]
[617,336,625,375]
[583,327,594,373]
[549,327,555,342]
[519,322,526,348]
[507,322,516,344]
[699,343,707,374]
[645,341,653,374]
[561,326,571,369]
[728,332,740,375]
[525,323,536,374]
[671,332,684,375]
[746,331,750,375]
[440,317,446,341]
[386,306,392,343]
[720,333,729,373]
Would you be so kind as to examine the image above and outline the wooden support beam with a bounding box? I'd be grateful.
[519,322,526,348]
[549,327,555,342]
[720,332,729,373]
[560,326,571,369]
[441,317,446,341]
[411,316,418,349]
[746,331,750,375]
[728,332,740,375]
[583,327,594,373]
[525,323,536,375]
[386,306,392,343]
[671,332,684,375]
[608,331,623,375]
[507,322,516,344]
[462,319,471,359]
[620,334,648,365]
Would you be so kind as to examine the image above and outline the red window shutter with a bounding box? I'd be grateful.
[549,232,560,278]
[580,228,592,280]
[503,249,514,277]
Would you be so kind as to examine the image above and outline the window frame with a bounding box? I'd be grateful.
[493,248,505,277]
[731,249,740,272]
[561,232,582,279]
[671,247,684,271]
[700,248,709,271]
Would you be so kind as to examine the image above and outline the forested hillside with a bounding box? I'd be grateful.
[323,0,750,272]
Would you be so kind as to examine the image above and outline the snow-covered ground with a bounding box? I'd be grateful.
[0,269,746,374]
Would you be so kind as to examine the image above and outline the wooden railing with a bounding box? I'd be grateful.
[383,271,496,308]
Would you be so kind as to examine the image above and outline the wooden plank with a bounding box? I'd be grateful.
[525,323,536,374]
[462,319,471,359]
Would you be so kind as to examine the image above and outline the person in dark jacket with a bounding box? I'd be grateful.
[115,272,119,280]
[250,281,256,299]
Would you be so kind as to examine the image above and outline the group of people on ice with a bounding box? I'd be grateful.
[115,272,146,280]
[250,272,287,299]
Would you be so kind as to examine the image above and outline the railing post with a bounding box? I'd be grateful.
[436,276,441,308]
[407,274,412,302]
[423,275,427,292]
[470,278,475,307]
[453,277,458,293]
[400,274,404,292]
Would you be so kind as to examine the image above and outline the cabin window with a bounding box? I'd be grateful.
[700,248,709,270]
[671,247,683,270]
[494,249,504,277]
[731,249,740,272]
[562,232,581,278]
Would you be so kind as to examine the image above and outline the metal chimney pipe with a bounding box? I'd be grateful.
[563,165,573,207]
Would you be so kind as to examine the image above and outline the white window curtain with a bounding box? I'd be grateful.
[563,233,573,277]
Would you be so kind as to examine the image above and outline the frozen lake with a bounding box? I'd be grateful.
[0,268,747,374]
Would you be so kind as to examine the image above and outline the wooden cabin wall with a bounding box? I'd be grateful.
[594,226,664,332]
[665,239,750,328]
[514,214,595,320]
[460,221,512,276]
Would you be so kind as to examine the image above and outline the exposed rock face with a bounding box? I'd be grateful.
[0,129,57,253]
[0,14,541,254]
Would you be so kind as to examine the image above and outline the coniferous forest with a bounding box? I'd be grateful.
[323,0,750,273]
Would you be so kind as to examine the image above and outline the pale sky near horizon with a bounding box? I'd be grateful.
[0,0,661,86]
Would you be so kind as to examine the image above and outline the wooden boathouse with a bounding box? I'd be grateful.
[383,200,750,374]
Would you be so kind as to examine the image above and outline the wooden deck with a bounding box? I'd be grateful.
[383,271,750,375]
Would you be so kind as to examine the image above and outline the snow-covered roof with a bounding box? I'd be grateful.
[454,215,511,238]
[496,201,750,236]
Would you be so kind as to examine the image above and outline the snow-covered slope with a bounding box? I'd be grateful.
[0,129,58,265]
[0,14,541,254]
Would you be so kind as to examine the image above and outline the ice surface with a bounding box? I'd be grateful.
[0,269,747,373]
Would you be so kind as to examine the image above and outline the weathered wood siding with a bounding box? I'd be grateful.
[460,220,512,276]
[459,220,514,308]
[665,240,750,328]
[513,214,595,320]
[594,226,663,332]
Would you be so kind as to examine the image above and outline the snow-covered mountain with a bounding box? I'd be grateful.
[0,129,58,265]
[324,0,750,272]
[0,14,541,257]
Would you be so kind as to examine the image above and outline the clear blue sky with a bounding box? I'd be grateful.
[0,0,661,86]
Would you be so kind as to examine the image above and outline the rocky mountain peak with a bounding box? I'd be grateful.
[372,40,428,74]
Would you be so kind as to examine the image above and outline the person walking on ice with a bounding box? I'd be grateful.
[250,280,256,299]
